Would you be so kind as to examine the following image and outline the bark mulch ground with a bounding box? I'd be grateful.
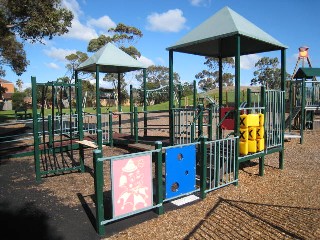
[0,131,319,240]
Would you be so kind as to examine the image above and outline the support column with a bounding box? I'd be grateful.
[234,35,241,185]
[143,69,147,137]
[169,50,174,145]
[96,65,102,150]
[280,49,286,167]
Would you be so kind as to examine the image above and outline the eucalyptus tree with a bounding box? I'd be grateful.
[0,0,73,77]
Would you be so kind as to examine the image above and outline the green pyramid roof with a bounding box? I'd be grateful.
[167,6,287,57]
[294,68,320,79]
[77,43,146,73]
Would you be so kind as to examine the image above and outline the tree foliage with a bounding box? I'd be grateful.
[136,65,180,87]
[16,78,23,92]
[0,85,8,100]
[135,65,181,104]
[195,57,235,91]
[86,23,144,104]
[250,57,289,89]
[87,23,142,59]
[0,0,73,77]
[65,51,89,81]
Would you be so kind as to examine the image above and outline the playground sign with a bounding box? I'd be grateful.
[111,153,153,218]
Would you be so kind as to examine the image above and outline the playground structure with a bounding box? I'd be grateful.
[90,7,288,236]
[1,6,318,237]
[286,67,320,143]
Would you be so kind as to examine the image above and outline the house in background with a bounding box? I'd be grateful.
[0,78,14,110]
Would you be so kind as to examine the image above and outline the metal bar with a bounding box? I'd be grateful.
[154,141,164,214]
[93,150,105,236]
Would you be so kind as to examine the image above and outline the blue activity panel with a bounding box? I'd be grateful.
[165,144,196,199]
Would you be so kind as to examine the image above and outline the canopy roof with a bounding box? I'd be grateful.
[167,6,287,57]
[294,68,320,79]
[77,43,146,73]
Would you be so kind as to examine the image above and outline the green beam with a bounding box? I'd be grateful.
[31,76,41,182]
[234,35,240,185]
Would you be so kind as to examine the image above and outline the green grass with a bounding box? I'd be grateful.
[0,86,260,123]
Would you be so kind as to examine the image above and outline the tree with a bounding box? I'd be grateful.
[87,23,144,104]
[65,51,89,81]
[0,0,73,77]
[250,57,287,89]
[16,78,23,92]
[0,85,8,100]
[87,23,143,59]
[195,57,235,91]
[135,65,181,104]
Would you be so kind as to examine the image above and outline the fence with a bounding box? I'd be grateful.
[93,136,238,235]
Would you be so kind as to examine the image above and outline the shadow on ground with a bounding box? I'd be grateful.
[185,197,320,239]
[0,201,62,240]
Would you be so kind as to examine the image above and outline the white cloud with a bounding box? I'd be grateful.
[189,0,211,7]
[62,0,82,19]
[146,9,187,32]
[240,54,261,70]
[44,47,77,62]
[46,62,60,69]
[88,16,116,29]
[64,19,98,41]
[62,0,116,41]
[138,56,154,67]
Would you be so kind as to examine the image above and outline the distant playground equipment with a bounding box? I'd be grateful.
[285,47,320,143]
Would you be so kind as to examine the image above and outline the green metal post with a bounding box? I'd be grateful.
[32,76,41,182]
[289,80,293,132]
[208,103,213,141]
[76,74,85,172]
[96,65,102,150]
[247,88,252,114]
[130,85,133,136]
[200,136,207,199]
[178,84,182,108]
[259,86,265,176]
[300,77,306,144]
[143,69,148,137]
[280,48,286,168]
[134,106,138,143]
[198,104,204,139]
[117,73,122,134]
[218,56,223,139]
[93,149,105,236]
[234,35,241,185]
[109,111,113,147]
[48,115,53,149]
[169,50,174,145]
[193,80,197,108]
[154,141,164,214]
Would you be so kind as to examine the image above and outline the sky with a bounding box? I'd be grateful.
[3,0,320,91]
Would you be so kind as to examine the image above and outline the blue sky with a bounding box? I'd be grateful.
[3,0,320,90]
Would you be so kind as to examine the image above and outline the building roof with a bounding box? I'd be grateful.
[0,78,13,84]
[77,43,146,73]
[293,68,320,79]
[167,6,287,57]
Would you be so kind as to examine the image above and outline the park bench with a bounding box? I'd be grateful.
[15,107,32,120]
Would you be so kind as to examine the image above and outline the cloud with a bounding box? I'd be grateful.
[46,62,60,69]
[88,16,116,29]
[189,0,211,6]
[65,18,99,41]
[44,47,77,62]
[240,54,261,70]
[62,0,115,41]
[62,0,82,18]
[146,9,187,32]
[138,56,154,67]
